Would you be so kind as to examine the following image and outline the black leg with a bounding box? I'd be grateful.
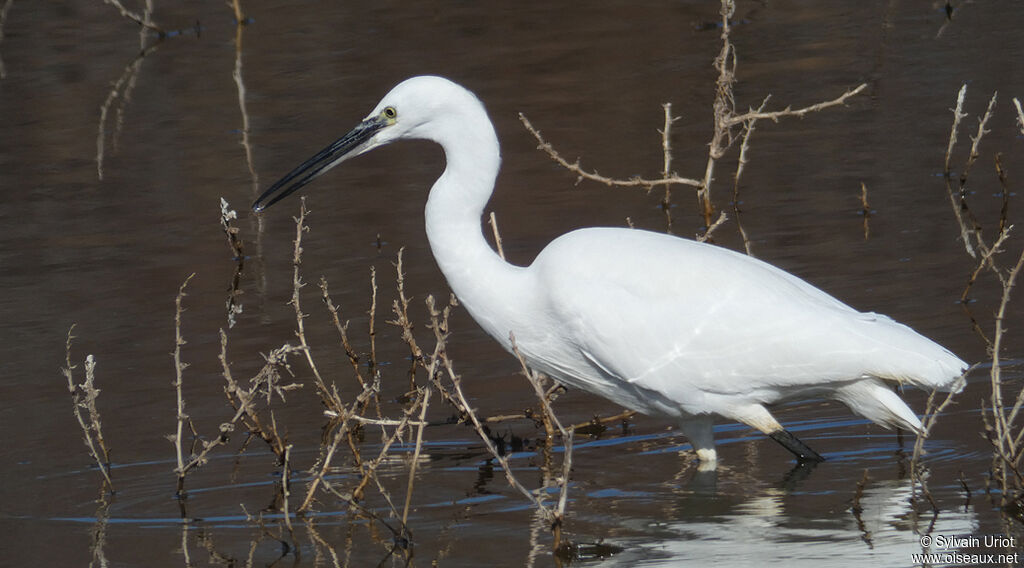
[769,429,826,464]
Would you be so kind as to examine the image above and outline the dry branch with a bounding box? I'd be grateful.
[1014,98,1024,135]
[939,84,1024,516]
[488,211,506,260]
[220,198,245,328]
[171,273,195,495]
[520,0,865,241]
[945,84,968,176]
[289,198,344,414]
[518,112,703,193]
[319,276,369,390]
[62,326,114,490]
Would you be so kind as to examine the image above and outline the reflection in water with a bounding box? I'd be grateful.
[95,42,159,181]
[228,6,271,316]
[87,489,111,568]
[594,480,979,567]
[95,1,161,181]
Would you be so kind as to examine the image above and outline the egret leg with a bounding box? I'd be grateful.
[679,415,717,471]
[769,429,825,464]
[730,403,825,464]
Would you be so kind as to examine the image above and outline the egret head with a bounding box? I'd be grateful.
[252,76,476,212]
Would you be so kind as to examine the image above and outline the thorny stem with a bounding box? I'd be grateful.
[509,336,575,545]
[910,371,968,507]
[1014,98,1024,136]
[659,102,679,233]
[519,0,864,240]
[489,211,506,260]
[389,248,424,392]
[429,292,573,548]
[401,388,432,537]
[172,273,196,495]
[945,84,968,177]
[62,325,114,491]
[991,250,1024,457]
[368,266,379,380]
[319,277,372,391]
[701,0,738,226]
[281,444,295,537]
[518,112,702,192]
[961,91,998,187]
[730,96,770,253]
[940,84,1024,512]
[297,375,381,514]
[290,198,344,414]
[859,182,871,241]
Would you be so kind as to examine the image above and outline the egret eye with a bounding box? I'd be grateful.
[383,106,397,119]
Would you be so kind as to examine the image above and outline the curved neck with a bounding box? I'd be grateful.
[423,110,522,345]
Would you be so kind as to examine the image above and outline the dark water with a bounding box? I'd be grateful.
[2,1,1024,566]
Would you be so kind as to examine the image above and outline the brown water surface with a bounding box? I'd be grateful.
[2,1,1023,566]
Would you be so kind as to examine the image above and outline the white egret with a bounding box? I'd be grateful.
[253,76,967,468]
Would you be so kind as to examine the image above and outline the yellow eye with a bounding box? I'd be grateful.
[383,106,397,119]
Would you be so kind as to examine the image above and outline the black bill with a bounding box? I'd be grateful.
[252,117,386,212]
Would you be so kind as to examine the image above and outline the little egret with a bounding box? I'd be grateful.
[253,76,967,468]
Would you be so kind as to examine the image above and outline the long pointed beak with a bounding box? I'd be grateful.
[252,117,386,213]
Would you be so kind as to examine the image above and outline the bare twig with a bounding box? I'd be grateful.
[659,102,680,233]
[488,211,506,260]
[731,96,770,254]
[989,249,1024,447]
[961,91,998,185]
[697,211,728,243]
[171,273,195,495]
[220,198,245,260]
[220,198,245,328]
[425,290,573,548]
[290,198,344,414]
[859,182,872,240]
[520,0,864,239]
[102,0,164,34]
[62,326,114,490]
[983,248,1024,505]
[172,325,304,490]
[389,248,424,392]
[297,375,380,513]
[518,113,702,192]
[945,84,968,176]
[319,276,368,389]
[961,226,1014,305]
[509,335,574,547]
[940,83,1024,514]
[368,266,379,379]
[1014,98,1024,136]
[910,370,968,508]
[724,84,867,128]
[699,0,739,225]
[281,444,295,537]
[424,297,544,503]
[701,0,867,225]
[401,388,431,533]
[568,410,637,435]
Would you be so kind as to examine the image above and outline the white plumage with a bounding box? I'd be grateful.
[254,76,967,468]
